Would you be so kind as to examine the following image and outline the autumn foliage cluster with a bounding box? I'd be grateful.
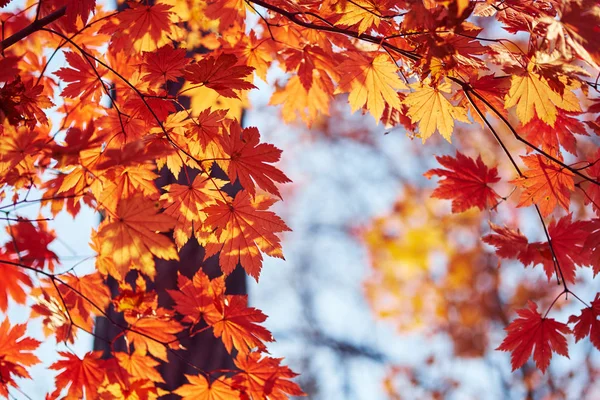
[0,0,600,398]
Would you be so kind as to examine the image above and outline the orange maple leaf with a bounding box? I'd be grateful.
[96,195,178,280]
[512,154,574,217]
[219,124,291,198]
[187,108,228,151]
[59,272,111,323]
[497,301,570,373]
[160,175,225,249]
[174,374,240,400]
[203,191,290,280]
[0,319,41,398]
[49,351,106,400]
[205,295,274,355]
[233,352,305,399]
[111,2,174,51]
[115,351,165,384]
[125,309,182,362]
[424,151,500,212]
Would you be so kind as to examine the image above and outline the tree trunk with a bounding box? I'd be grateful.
[93,1,247,394]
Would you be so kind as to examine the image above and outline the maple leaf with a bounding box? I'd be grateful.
[109,2,174,51]
[160,175,225,248]
[237,31,274,82]
[59,272,111,323]
[336,53,407,122]
[424,151,500,212]
[125,311,182,362]
[184,53,256,99]
[334,0,385,35]
[30,289,77,344]
[497,300,570,373]
[115,351,165,384]
[511,154,574,217]
[269,74,333,125]
[0,319,41,398]
[49,351,106,400]
[521,111,587,156]
[203,190,291,280]
[205,0,247,29]
[233,352,305,399]
[483,215,590,284]
[187,108,227,150]
[219,123,291,198]
[55,51,105,102]
[583,150,600,217]
[6,218,59,271]
[569,293,600,351]
[167,270,225,325]
[96,195,178,280]
[404,81,470,142]
[174,374,240,400]
[142,44,189,84]
[64,0,96,28]
[205,295,274,355]
[504,65,565,126]
[482,223,545,266]
[0,251,32,312]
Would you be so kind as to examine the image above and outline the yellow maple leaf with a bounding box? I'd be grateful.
[97,196,178,280]
[270,74,333,125]
[335,0,383,34]
[404,81,469,142]
[504,63,574,126]
[336,53,407,122]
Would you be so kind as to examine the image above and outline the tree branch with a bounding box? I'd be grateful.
[0,6,66,52]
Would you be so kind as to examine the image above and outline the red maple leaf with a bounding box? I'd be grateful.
[0,251,32,312]
[583,149,600,217]
[219,123,291,198]
[5,219,59,271]
[483,215,590,284]
[569,293,600,350]
[64,0,96,28]
[497,300,570,373]
[184,53,256,99]
[424,151,500,212]
[142,44,189,84]
[521,111,587,156]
